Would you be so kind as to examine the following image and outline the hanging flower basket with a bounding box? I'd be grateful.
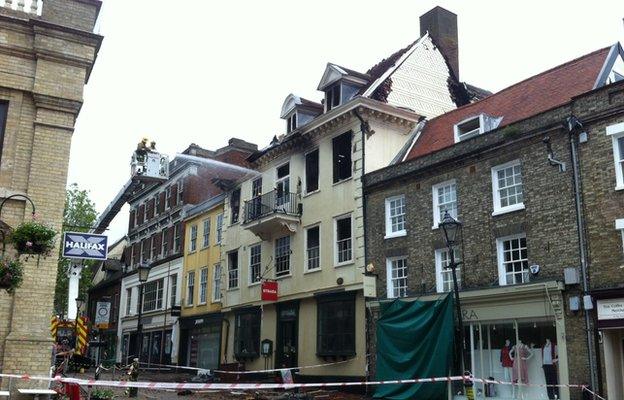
[0,257,24,293]
[9,220,56,256]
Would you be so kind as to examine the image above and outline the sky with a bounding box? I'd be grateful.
[67,0,624,242]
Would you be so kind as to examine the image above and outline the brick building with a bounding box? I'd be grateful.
[116,139,256,366]
[0,0,102,391]
[363,44,624,400]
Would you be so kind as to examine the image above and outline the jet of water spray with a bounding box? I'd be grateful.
[175,153,260,178]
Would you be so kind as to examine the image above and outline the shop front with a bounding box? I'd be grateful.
[593,289,624,400]
[179,313,222,370]
[453,281,570,400]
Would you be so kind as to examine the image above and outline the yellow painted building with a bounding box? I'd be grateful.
[179,194,225,369]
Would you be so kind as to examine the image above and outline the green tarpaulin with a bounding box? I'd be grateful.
[374,294,455,400]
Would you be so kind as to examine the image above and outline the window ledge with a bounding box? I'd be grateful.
[332,177,353,187]
[384,231,407,239]
[334,260,354,268]
[275,273,292,280]
[492,204,525,217]
[188,250,196,255]
[615,185,624,191]
[227,287,239,292]
[303,190,320,198]
[248,282,261,287]
[211,299,222,304]
[304,268,322,275]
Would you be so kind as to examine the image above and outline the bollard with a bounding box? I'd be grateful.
[463,371,475,400]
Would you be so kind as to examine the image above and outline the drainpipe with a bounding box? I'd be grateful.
[566,116,599,395]
[222,318,230,364]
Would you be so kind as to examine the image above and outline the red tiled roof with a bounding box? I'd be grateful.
[406,46,611,160]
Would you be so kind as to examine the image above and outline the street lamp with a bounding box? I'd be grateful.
[135,263,150,362]
[439,211,469,376]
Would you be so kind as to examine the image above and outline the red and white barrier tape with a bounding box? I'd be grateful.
[0,372,602,394]
[139,357,355,374]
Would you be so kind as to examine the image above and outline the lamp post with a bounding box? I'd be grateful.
[135,263,150,362]
[439,211,469,376]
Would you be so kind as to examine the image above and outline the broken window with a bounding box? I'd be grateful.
[305,149,319,193]
[326,84,341,111]
[230,188,241,224]
[332,132,352,183]
[276,163,290,205]
[252,178,262,198]
[286,113,297,133]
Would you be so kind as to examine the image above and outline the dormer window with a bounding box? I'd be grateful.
[286,113,297,133]
[326,84,341,112]
[453,113,503,143]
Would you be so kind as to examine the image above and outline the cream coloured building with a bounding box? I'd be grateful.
[218,7,488,379]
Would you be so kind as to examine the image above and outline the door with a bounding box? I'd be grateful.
[276,302,299,368]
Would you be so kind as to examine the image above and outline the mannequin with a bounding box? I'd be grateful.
[542,338,559,399]
[500,339,514,381]
[511,339,533,384]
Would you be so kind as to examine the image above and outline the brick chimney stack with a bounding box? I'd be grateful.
[420,6,459,81]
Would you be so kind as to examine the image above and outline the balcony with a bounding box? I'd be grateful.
[0,0,42,15]
[242,190,301,240]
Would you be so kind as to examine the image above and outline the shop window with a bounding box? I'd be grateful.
[435,248,461,293]
[462,320,558,400]
[230,188,241,224]
[497,234,529,285]
[492,161,524,215]
[199,268,208,304]
[143,278,164,312]
[213,263,222,301]
[305,149,319,193]
[432,180,457,227]
[334,214,353,265]
[386,256,408,298]
[305,225,321,271]
[186,271,195,306]
[385,195,406,238]
[170,274,177,307]
[216,213,224,244]
[607,122,624,189]
[275,235,291,277]
[228,251,239,289]
[189,225,197,252]
[202,218,211,248]
[317,294,356,357]
[332,132,352,183]
[249,244,262,284]
[234,308,261,359]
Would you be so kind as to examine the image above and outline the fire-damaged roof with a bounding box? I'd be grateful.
[404,45,615,161]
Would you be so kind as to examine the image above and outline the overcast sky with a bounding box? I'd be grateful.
[67,0,624,242]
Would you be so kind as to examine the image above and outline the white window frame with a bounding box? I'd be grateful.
[125,287,133,316]
[491,160,525,216]
[186,271,195,306]
[432,180,458,228]
[228,251,239,289]
[386,256,408,299]
[274,235,291,277]
[199,267,208,304]
[334,213,354,266]
[325,83,342,112]
[496,233,529,286]
[212,263,222,302]
[202,218,211,248]
[616,219,624,256]
[189,225,197,252]
[216,213,224,244]
[249,243,262,285]
[606,122,624,190]
[304,223,321,272]
[384,195,407,239]
[454,114,484,143]
[434,247,461,293]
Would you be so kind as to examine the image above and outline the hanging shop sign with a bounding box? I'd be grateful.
[62,232,108,260]
[261,281,278,302]
[95,301,111,329]
[597,298,624,320]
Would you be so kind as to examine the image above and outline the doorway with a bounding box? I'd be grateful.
[276,301,299,369]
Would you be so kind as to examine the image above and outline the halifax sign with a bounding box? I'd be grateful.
[62,232,108,261]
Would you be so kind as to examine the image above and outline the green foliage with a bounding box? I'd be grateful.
[0,257,24,293]
[54,183,99,315]
[9,220,56,255]
[91,388,114,400]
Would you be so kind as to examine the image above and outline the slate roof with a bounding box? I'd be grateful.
[406,46,611,160]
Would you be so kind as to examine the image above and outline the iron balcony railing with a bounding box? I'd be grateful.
[243,190,301,224]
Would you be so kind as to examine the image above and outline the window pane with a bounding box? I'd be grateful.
[332,132,352,182]
[228,251,238,288]
[496,164,523,209]
[500,235,529,284]
[275,236,291,276]
[250,244,262,283]
[336,217,352,263]
[305,149,319,193]
[307,226,320,270]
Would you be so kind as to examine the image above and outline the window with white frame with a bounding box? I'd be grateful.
[607,122,624,189]
[616,219,624,257]
[228,251,239,289]
[202,218,211,248]
[249,244,262,284]
[386,257,408,298]
[216,214,224,244]
[143,278,164,312]
[435,248,461,293]
[305,225,321,271]
[186,271,195,306]
[454,115,482,142]
[497,234,529,285]
[275,236,291,277]
[491,160,524,214]
[432,180,457,227]
[170,274,177,307]
[335,214,353,265]
[199,267,208,304]
[177,179,184,204]
[213,263,222,301]
[165,186,171,209]
[125,288,133,316]
[189,225,197,252]
[385,195,406,237]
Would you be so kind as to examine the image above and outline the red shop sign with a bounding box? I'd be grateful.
[261,281,278,302]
